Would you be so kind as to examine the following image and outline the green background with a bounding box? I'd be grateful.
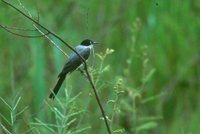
[0,0,200,134]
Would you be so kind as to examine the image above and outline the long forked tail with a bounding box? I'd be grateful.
[49,75,66,99]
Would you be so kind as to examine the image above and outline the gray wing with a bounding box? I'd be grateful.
[58,46,90,77]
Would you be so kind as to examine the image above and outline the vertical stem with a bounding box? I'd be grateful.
[84,65,112,134]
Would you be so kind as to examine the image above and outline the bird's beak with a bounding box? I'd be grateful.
[93,42,99,45]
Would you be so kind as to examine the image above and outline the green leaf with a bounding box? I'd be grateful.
[136,121,158,132]
[142,68,156,83]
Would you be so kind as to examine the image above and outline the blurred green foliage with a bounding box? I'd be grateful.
[0,0,200,134]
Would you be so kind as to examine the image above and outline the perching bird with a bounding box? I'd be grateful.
[49,39,98,99]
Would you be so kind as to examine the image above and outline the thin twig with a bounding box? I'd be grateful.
[0,24,49,38]
[0,25,36,31]
[16,0,68,57]
[35,26,68,57]
[1,1,112,133]
[0,122,12,134]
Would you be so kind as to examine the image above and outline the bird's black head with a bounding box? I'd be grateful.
[80,39,98,46]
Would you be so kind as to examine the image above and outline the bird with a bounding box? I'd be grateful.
[49,39,98,99]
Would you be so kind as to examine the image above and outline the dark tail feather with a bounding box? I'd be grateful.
[49,75,66,99]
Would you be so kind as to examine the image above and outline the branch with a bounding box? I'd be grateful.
[16,0,68,57]
[1,1,112,133]
[0,24,49,38]
[1,0,78,59]
[34,26,68,57]
[0,25,36,31]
